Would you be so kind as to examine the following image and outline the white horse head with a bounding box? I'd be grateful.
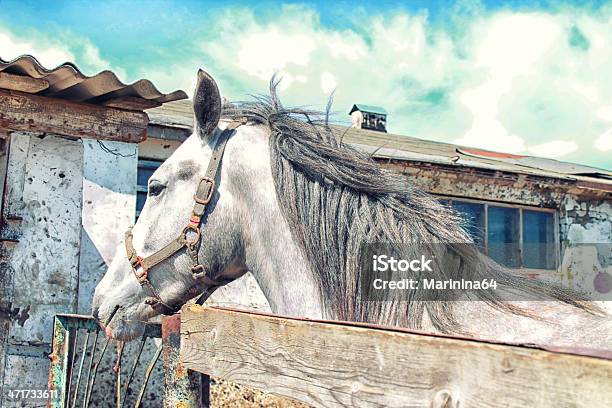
[91,70,309,339]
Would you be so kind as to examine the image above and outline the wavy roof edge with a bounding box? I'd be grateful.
[0,54,187,107]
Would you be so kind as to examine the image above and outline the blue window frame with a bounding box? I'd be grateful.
[440,198,558,270]
[136,158,163,217]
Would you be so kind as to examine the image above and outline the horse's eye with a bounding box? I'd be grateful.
[148,180,166,197]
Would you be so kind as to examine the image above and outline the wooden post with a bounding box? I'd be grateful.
[180,305,612,408]
[161,314,209,408]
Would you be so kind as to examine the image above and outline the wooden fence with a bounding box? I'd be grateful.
[180,305,612,408]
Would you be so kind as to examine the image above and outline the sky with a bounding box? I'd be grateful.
[1,0,611,170]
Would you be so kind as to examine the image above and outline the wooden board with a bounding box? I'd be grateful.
[0,89,148,143]
[0,72,49,93]
[102,96,161,111]
[180,305,612,408]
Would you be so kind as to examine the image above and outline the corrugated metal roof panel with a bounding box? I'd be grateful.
[0,54,187,109]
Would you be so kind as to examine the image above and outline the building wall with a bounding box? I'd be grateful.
[0,134,167,407]
[388,159,611,305]
[0,132,83,406]
[559,197,611,304]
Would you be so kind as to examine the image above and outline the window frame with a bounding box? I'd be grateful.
[438,195,561,274]
[136,158,164,218]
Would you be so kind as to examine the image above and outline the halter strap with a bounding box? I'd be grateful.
[124,119,246,315]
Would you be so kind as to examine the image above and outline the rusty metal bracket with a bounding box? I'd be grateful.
[161,313,209,408]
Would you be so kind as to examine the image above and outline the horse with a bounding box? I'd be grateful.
[92,69,611,351]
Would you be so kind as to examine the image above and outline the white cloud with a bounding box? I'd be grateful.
[596,106,612,122]
[594,129,612,151]
[320,72,336,94]
[528,140,579,158]
[195,6,612,169]
[197,7,610,167]
[5,5,612,168]
[0,25,120,78]
[455,13,562,154]
[0,29,74,66]
[327,33,366,60]
[237,28,317,80]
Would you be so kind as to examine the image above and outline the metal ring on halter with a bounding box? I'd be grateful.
[182,225,201,247]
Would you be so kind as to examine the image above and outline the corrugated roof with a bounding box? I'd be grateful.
[350,104,388,115]
[147,100,611,186]
[0,54,187,109]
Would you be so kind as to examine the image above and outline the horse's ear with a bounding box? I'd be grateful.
[193,69,222,138]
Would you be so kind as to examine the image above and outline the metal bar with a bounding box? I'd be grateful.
[115,341,124,407]
[83,304,118,408]
[82,330,99,408]
[47,318,76,407]
[161,314,205,407]
[84,336,110,408]
[48,316,69,408]
[134,344,162,408]
[71,331,90,408]
[121,335,147,407]
[55,314,102,332]
[65,329,79,406]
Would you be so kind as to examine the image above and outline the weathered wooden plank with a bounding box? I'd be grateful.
[181,305,612,408]
[0,89,148,142]
[0,72,49,93]
[102,96,161,111]
[3,132,30,220]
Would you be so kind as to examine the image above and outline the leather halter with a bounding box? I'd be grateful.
[124,119,245,315]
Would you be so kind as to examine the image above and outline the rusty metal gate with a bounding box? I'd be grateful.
[47,314,207,407]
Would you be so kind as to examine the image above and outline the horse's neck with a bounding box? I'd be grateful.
[244,213,325,318]
[238,156,325,319]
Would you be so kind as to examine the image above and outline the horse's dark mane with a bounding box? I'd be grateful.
[222,79,595,333]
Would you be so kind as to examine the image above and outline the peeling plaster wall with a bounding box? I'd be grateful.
[1,132,83,406]
[78,139,137,315]
[388,160,612,309]
[0,135,168,407]
[559,197,611,308]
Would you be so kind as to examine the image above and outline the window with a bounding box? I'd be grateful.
[452,200,486,248]
[136,158,163,217]
[441,198,558,270]
[362,112,387,132]
[522,209,556,269]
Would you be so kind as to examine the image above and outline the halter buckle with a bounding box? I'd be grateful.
[131,256,148,281]
[194,177,215,205]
